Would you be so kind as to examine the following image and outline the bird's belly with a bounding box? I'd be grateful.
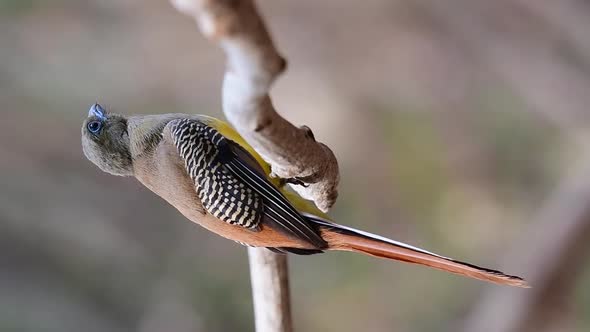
[158,185,314,249]
[134,144,314,249]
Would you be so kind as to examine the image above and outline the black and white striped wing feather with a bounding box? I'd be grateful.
[222,154,327,248]
[170,119,327,249]
[170,119,263,229]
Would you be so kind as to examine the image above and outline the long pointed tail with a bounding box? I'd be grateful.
[308,217,528,287]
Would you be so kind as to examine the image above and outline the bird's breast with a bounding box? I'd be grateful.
[133,139,315,249]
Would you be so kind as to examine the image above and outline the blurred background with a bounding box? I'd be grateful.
[1,0,590,331]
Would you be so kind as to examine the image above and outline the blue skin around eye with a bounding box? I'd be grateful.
[88,103,106,120]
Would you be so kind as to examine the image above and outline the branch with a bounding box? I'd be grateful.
[248,248,293,332]
[169,1,341,331]
[170,0,340,212]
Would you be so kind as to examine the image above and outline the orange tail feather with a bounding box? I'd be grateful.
[311,219,528,287]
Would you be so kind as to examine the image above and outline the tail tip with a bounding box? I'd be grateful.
[488,271,529,288]
[505,275,530,288]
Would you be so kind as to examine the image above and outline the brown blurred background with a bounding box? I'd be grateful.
[1,0,590,331]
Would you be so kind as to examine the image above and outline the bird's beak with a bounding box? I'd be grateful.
[89,103,106,119]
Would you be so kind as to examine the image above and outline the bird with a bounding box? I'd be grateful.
[81,103,528,287]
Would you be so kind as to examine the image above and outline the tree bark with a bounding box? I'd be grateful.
[169,0,339,212]
[248,248,293,332]
[168,1,340,331]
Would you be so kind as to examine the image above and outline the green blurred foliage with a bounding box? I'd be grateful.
[472,87,562,205]
[378,107,450,221]
[0,0,36,15]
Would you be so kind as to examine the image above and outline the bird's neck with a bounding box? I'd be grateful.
[127,114,183,159]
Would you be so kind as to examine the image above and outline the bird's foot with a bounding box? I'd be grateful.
[278,177,309,188]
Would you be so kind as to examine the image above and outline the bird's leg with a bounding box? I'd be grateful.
[272,172,310,188]
[271,126,315,188]
[270,126,317,188]
[281,177,310,188]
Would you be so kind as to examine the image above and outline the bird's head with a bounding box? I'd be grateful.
[82,103,133,176]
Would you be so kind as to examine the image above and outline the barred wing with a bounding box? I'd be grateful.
[169,118,327,248]
[170,119,263,229]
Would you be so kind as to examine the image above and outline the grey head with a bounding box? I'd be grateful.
[82,103,133,176]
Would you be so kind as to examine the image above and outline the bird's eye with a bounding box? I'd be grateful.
[87,120,102,134]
